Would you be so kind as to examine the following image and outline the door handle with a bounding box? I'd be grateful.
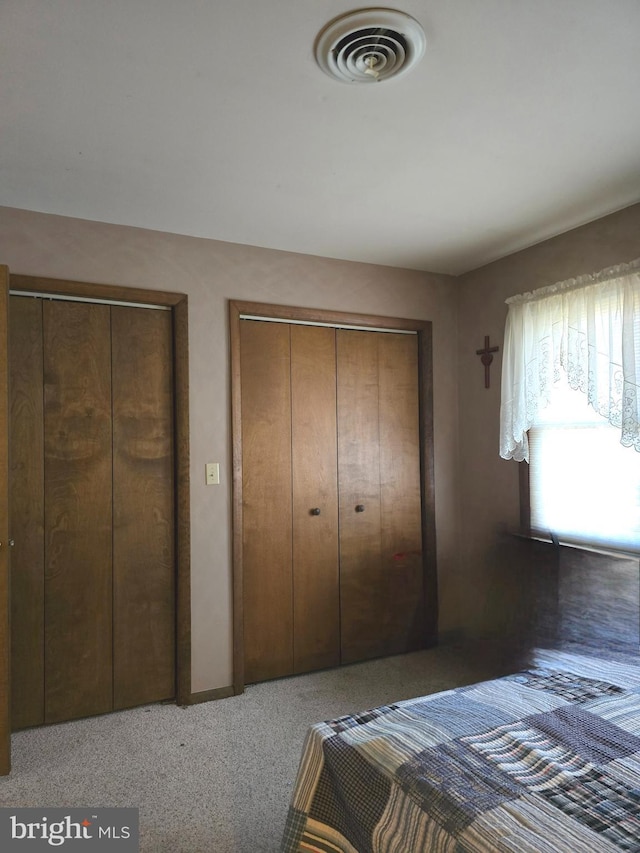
[355,504,365,513]
[310,508,321,516]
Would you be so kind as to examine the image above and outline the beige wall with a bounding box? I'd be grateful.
[0,206,460,693]
[456,203,640,637]
[4,202,638,688]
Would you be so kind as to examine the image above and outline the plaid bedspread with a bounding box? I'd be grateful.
[280,650,640,852]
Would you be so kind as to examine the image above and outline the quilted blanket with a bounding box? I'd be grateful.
[281,650,640,852]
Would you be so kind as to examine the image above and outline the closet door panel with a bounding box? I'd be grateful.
[337,330,384,664]
[0,271,8,773]
[291,325,340,674]
[112,306,175,709]
[241,321,293,682]
[9,297,45,729]
[43,301,113,723]
[378,333,424,653]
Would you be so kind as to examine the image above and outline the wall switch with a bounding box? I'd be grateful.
[205,462,220,485]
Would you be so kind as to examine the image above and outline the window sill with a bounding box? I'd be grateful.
[507,528,640,562]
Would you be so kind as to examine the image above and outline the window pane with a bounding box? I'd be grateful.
[529,387,640,552]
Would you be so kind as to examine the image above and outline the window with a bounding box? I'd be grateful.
[528,383,640,552]
[500,258,640,552]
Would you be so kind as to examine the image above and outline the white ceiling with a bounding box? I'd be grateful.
[1,1,639,275]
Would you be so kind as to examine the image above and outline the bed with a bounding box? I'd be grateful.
[280,649,640,852]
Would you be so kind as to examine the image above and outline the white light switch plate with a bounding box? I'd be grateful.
[205,462,220,485]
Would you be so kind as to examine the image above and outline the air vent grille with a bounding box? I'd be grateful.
[315,9,426,84]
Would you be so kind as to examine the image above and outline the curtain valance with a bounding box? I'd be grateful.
[499,258,640,462]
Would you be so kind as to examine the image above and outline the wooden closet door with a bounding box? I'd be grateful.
[337,330,384,664]
[43,301,113,723]
[241,320,293,682]
[112,306,175,709]
[291,325,339,674]
[378,332,424,654]
[0,269,9,774]
[337,330,423,664]
[9,297,45,729]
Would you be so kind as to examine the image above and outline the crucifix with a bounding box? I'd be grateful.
[476,335,499,388]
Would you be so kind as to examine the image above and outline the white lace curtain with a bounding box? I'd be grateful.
[499,258,640,462]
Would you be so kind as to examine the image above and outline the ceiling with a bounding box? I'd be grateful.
[1,1,639,275]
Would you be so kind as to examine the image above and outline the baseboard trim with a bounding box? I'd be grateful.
[187,685,235,705]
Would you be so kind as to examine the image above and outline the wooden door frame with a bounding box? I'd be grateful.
[1,274,191,771]
[0,267,10,773]
[229,299,438,694]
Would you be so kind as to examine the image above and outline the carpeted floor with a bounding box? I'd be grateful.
[0,642,528,852]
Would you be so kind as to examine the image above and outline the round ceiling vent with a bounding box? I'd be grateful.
[315,8,426,84]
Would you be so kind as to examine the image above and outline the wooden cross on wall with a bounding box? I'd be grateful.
[476,336,499,388]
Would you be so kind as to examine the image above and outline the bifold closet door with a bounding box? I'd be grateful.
[9,297,175,727]
[241,319,424,681]
[377,332,424,655]
[241,320,294,682]
[9,297,45,729]
[290,325,340,674]
[336,330,383,664]
[337,330,424,664]
[240,320,340,682]
[44,300,114,723]
[111,306,175,710]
